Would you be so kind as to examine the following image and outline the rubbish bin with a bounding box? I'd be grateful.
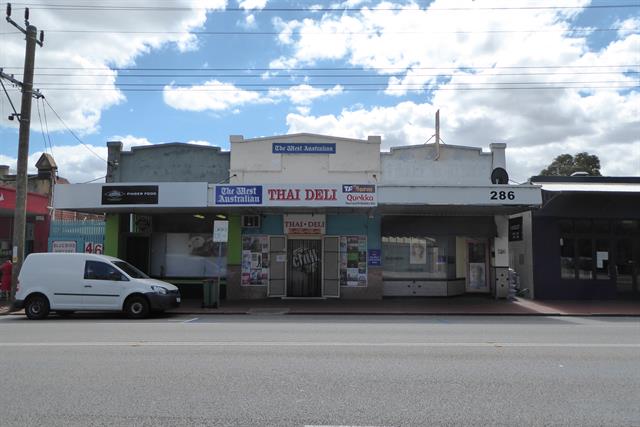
[202,278,219,308]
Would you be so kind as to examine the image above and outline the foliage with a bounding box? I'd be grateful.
[539,152,601,176]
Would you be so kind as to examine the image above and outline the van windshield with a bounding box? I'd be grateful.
[112,261,149,279]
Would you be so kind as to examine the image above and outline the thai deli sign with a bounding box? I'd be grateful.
[284,214,326,235]
[211,184,376,207]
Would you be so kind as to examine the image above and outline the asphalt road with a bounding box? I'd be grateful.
[0,314,638,427]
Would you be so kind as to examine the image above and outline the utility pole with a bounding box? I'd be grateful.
[3,3,44,302]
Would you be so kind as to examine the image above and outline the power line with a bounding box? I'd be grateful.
[9,3,640,12]
[11,84,635,92]
[35,97,50,155]
[42,97,107,164]
[2,27,632,36]
[41,97,55,157]
[80,175,106,184]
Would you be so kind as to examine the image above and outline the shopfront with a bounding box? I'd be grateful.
[54,133,543,302]
[0,185,50,258]
[511,176,640,300]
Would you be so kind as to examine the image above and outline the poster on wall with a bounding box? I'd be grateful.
[409,239,427,264]
[241,235,269,286]
[468,262,487,291]
[339,236,367,287]
[165,233,226,277]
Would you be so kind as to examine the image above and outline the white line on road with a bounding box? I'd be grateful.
[182,318,199,323]
[0,341,638,348]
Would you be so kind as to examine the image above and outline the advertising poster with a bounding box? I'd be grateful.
[241,235,269,286]
[340,236,367,287]
[165,233,226,277]
[409,239,427,264]
[468,262,487,291]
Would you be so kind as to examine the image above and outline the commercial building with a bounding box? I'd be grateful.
[509,176,640,299]
[54,134,541,302]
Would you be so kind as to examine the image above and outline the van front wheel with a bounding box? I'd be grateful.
[125,296,149,319]
[25,295,50,320]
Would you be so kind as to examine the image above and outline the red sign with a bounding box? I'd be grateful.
[0,186,49,215]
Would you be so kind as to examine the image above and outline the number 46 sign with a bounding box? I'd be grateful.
[84,242,104,254]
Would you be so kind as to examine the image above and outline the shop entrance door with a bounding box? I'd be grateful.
[287,238,322,297]
[125,235,150,274]
[466,239,490,293]
[615,239,639,296]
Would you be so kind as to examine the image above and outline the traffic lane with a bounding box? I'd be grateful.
[1,315,639,345]
[0,345,638,427]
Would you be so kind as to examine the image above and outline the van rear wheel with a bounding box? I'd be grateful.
[125,296,149,319]
[25,295,50,320]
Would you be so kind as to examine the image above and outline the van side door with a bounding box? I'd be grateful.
[82,261,128,309]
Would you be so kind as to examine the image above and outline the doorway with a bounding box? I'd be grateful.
[287,238,322,297]
[466,239,489,293]
[615,239,639,296]
[125,235,150,274]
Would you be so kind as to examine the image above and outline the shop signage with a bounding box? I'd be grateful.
[84,242,103,254]
[102,185,158,205]
[214,185,263,205]
[213,220,229,242]
[508,217,523,241]
[211,184,377,207]
[368,249,381,266]
[284,214,326,235]
[52,240,77,253]
[272,143,336,154]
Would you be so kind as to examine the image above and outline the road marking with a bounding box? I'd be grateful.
[0,341,638,348]
[182,318,199,323]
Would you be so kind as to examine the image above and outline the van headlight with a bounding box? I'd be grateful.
[150,285,168,295]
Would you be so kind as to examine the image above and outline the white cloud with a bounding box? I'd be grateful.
[273,0,638,180]
[269,84,343,105]
[238,0,268,10]
[0,0,227,134]
[164,81,343,111]
[163,80,271,111]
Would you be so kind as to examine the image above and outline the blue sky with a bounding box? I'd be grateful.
[0,0,638,183]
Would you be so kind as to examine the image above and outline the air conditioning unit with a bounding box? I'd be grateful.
[242,215,261,228]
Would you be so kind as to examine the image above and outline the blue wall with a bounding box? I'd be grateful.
[242,214,284,235]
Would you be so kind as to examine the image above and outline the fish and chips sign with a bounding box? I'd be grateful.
[212,184,376,207]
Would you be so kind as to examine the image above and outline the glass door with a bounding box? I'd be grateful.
[466,239,489,293]
[615,239,638,296]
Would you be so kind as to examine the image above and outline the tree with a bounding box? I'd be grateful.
[539,152,601,176]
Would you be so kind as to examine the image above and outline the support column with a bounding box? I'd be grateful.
[104,213,120,257]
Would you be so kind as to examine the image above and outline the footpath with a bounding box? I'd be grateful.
[2,296,639,316]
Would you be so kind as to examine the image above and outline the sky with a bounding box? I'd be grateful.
[0,0,638,184]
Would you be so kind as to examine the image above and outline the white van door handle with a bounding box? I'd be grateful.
[84,285,92,288]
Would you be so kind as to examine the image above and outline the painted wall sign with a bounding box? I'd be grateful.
[51,240,77,253]
[211,184,377,207]
[272,143,336,154]
[368,249,381,266]
[214,185,263,205]
[101,185,158,205]
[283,214,326,235]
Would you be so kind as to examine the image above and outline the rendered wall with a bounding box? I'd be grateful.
[229,134,381,184]
[107,142,230,183]
[381,144,501,186]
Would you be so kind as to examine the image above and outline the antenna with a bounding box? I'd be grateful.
[434,109,440,161]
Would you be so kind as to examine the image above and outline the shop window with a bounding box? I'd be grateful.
[558,219,573,234]
[593,220,611,234]
[574,220,592,234]
[560,237,576,279]
[382,236,450,279]
[614,220,639,234]
[577,238,593,279]
[595,239,610,279]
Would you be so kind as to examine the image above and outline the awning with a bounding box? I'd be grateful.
[382,215,497,237]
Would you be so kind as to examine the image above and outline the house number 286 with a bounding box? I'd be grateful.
[490,191,515,200]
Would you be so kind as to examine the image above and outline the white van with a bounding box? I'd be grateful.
[14,253,180,319]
